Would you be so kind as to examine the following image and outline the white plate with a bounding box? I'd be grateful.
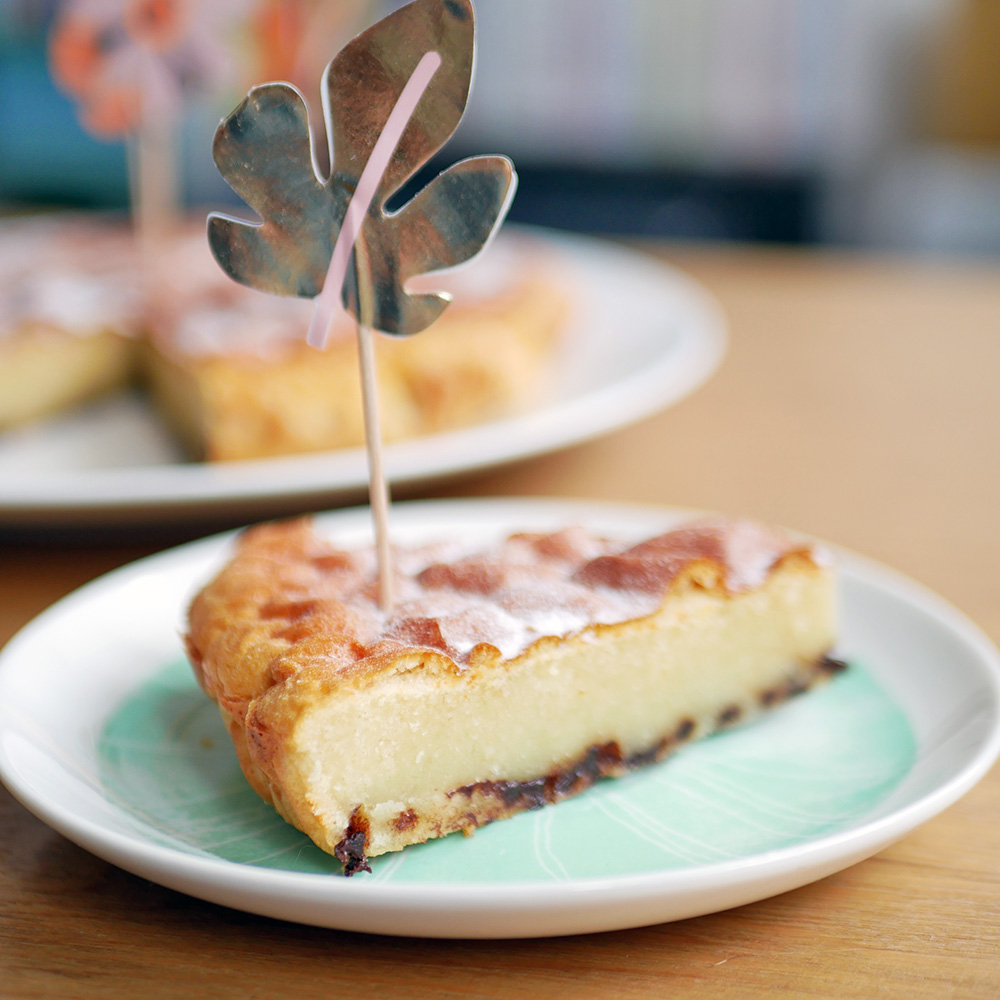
[0,231,726,526]
[2,498,998,939]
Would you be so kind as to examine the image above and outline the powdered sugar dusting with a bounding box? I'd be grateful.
[0,216,143,337]
[717,518,793,590]
[239,517,817,668]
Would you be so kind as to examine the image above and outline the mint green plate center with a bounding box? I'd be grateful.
[98,661,915,884]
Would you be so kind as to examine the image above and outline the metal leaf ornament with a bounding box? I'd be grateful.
[207,0,517,347]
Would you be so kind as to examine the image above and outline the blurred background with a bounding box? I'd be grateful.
[2,0,1000,255]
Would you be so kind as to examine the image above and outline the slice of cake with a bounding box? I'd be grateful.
[0,215,142,429]
[184,514,840,874]
[143,229,568,461]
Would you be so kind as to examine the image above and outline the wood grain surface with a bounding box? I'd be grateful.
[2,243,998,999]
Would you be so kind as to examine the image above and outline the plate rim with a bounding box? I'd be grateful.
[2,497,999,937]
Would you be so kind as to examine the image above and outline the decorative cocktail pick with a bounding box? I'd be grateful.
[48,0,248,251]
[207,0,517,611]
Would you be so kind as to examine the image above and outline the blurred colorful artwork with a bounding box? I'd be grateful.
[48,0,253,137]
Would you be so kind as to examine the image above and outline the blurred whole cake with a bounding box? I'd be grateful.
[143,226,568,461]
[0,214,568,460]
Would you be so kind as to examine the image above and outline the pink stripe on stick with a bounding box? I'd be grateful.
[307,50,443,349]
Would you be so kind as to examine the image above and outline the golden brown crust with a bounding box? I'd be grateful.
[186,516,818,713]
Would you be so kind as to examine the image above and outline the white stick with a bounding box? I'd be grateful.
[356,320,393,611]
[353,245,393,612]
[129,114,178,260]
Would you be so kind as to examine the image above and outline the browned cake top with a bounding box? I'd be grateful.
[185,516,817,721]
[0,215,143,335]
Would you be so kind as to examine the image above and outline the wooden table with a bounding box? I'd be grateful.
[2,244,999,998]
